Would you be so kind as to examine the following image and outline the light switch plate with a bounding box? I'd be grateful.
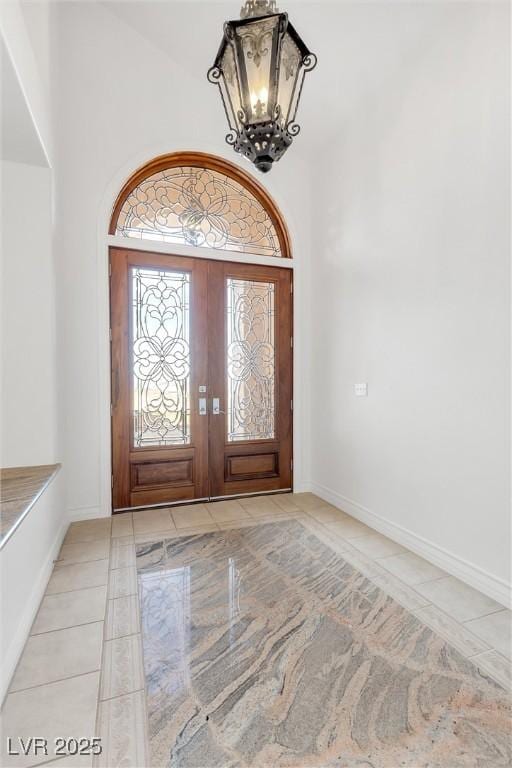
[354,382,368,397]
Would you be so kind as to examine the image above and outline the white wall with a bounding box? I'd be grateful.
[1,160,58,466]
[1,1,58,464]
[52,1,313,520]
[1,2,66,700]
[309,2,510,604]
[0,472,64,703]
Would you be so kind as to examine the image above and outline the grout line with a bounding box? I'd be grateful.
[55,555,109,566]
[103,631,141,643]
[49,557,110,570]
[405,575,447,587]
[99,685,145,705]
[94,532,113,761]
[64,538,111,546]
[469,649,510,662]
[45,581,109,596]
[461,606,509,624]
[375,570,447,588]
[8,667,102,696]
[30,617,106,637]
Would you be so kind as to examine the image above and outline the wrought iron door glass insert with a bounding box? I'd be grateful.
[227,277,275,441]
[132,267,191,447]
[116,166,281,257]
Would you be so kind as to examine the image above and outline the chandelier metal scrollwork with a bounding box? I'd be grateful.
[208,0,317,173]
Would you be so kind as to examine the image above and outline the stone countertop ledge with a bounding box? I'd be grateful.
[0,464,61,549]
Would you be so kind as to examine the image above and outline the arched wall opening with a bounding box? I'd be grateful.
[107,151,296,511]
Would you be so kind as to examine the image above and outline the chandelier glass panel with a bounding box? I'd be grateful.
[208,0,317,173]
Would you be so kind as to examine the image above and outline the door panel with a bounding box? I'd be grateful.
[110,248,208,510]
[207,261,292,498]
[111,249,292,511]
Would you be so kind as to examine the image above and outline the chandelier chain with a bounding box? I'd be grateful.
[240,1,279,20]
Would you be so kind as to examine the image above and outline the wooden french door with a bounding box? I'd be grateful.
[110,247,292,511]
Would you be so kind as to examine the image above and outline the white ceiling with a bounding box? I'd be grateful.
[101,0,443,154]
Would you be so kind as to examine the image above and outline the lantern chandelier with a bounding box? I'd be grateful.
[207,0,317,173]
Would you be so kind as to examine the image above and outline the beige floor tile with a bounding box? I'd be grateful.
[31,586,107,634]
[350,532,408,559]
[111,512,133,538]
[271,493,301,513]
[46,560,109,594]
[308,505,349,523]
[100,634,144,700]
[240,497,285,517]
[105,595,140,640]
[205,500,250,522]
[372,572,431,611]
[132,508,175,535]
[378,551,447,585]
[10,623,103,692]
[238,494,277,509]
[414,605,490,658]
[149,523,219,540]
[57,539,110,566]
[216,518,263,531]
[465,609,512,659]
[289,492,325,511]
[323,518,374,540]
[415,575,505,623]
[471,650,512,692]
[94,690,148,768]
[247,512,303,525]
[340,548,389,580]
[1,672,100,768]
[110,534,135,548]
[299,518,355,555]
[109,543,135,570]
[108,566,138,598]
[133,530,176,546]
[65,518,111,544]
[171,504,214,529]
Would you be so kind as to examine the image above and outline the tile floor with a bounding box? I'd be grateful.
[1,493,511,767]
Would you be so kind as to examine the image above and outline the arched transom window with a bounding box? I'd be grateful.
[110,153,290,259]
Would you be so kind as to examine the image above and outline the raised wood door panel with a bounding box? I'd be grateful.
[207,261,293,498]
[110,247,208,510]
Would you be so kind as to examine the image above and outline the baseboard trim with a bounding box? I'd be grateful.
[68,505,111,522]
[1,516,68,705]
[310,482,511,609]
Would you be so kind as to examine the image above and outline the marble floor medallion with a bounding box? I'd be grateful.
[136,520,511,768]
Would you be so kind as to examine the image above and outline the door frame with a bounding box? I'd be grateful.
[109,243,294,510]
[93,148,307,520]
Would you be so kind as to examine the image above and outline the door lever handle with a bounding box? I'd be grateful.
[212,397,225,415]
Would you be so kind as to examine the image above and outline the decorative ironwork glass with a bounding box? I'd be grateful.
[208,0,317,173]
[132,267,191,447]
[116,166,281,258]
[226,278,275,441]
